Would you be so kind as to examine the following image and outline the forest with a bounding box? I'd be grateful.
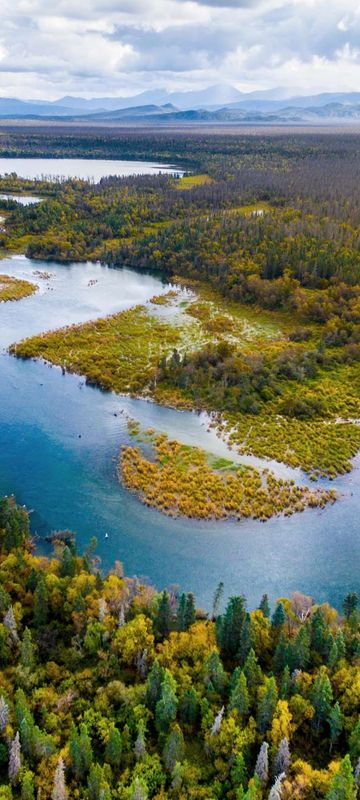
[0,495,357,800]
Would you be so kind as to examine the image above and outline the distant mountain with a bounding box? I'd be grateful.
[2,87,360,123]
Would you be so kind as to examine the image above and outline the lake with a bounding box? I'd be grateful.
[0,253,359,611]
[0,157,183,182]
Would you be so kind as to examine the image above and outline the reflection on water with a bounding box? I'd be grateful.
[0,157,183,182]
[0,253,359,610]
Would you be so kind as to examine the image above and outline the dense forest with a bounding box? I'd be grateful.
[0,495,357,800]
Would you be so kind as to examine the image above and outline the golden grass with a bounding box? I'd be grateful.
[0,274,36,302]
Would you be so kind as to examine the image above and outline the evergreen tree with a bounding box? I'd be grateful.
[292,625,311,670]
[229,671,249,717]
[179,687,198,728]
[349,720,360,761]
[343,592,358,620]
[311,608,327,658]
[238,613,253,665]
[255,741,269,785]
[280,666,291,700]
[335,629,346,660]
[217,596,246,660]
[257,678,278,733]
[87,764,111,800]
[8,732,21,785]
[274,634,290,674]
[204,650,226,694]
[52,757,67,800]
[69,724,93,780]
[157,591,172,638]
[21,771,35,800]
[271,603,286,629]
[163,725,185,772]
[259,594,270,618]
[244,648,262,692]
[155,670,178,733]
[184,593,196,629]
[212,581,224,620]
[20,628,35,670]
[176,594,186,632]
[311,667,333,733]
[60,546,76,578]
[327,636,338,669]
[33,578,48,627]
[146,660,164,711]
[325,755,356,800]
[273,738,290,776]
[131,777,148,800]
[231,753,247,794]
[105,726,122,768]
[328,702,342,752]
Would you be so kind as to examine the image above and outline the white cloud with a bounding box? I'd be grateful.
[0,0,359,98]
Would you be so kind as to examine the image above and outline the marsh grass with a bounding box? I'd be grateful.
[120,432,335,521]
[0,274,37,302]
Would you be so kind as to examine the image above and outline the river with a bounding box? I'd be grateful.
[0,159,358,611]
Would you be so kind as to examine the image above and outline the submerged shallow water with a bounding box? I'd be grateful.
[0,253,359,610]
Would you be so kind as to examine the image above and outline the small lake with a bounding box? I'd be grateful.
[0,158,182,182]
[0,254,359,610]
[0,194,41,206]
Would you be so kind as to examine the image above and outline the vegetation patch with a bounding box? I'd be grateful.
[0,273,37,302]
[174,173,213,189]
[11,305,182,395]
[120,432,335,521]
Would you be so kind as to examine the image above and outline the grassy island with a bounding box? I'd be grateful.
[120,432,335,521]
[0,495,358,800]
[0,274,36,302]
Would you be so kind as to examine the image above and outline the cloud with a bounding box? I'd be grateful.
[1,0,360,99]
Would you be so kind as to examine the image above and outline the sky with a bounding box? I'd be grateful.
[1,0,360,100]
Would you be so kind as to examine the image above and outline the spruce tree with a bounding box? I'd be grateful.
[146,660,164,711]
[244,648,262,692]
[204,650,226,694]
[229,671,249,717]
[292,625,310,670]
[155,670,178,733]
[176,594,186,631]
[328,702,342,752]
[325,755,356,800]
[311,667,333,733]
[33,578,48,627]
[105,726,122,768]
[179,687,198,728]
[157,591,172,638]
[184,593,196,629]
[343,592,358,620]
[259,594,270,618]
[257,677,278,733]
[212,581,224,620]
[280,666,291,700]
[349,720,360,760]
[20,628,35,670]
[271,603,286,629]
[163,725,185,772]
[21,771,35,800]
[217,596,246,660]
[238,613,253,665]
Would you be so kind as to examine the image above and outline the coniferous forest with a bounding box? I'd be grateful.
[0,496,358,800]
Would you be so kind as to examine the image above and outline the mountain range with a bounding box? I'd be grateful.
[2,85,360,123]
